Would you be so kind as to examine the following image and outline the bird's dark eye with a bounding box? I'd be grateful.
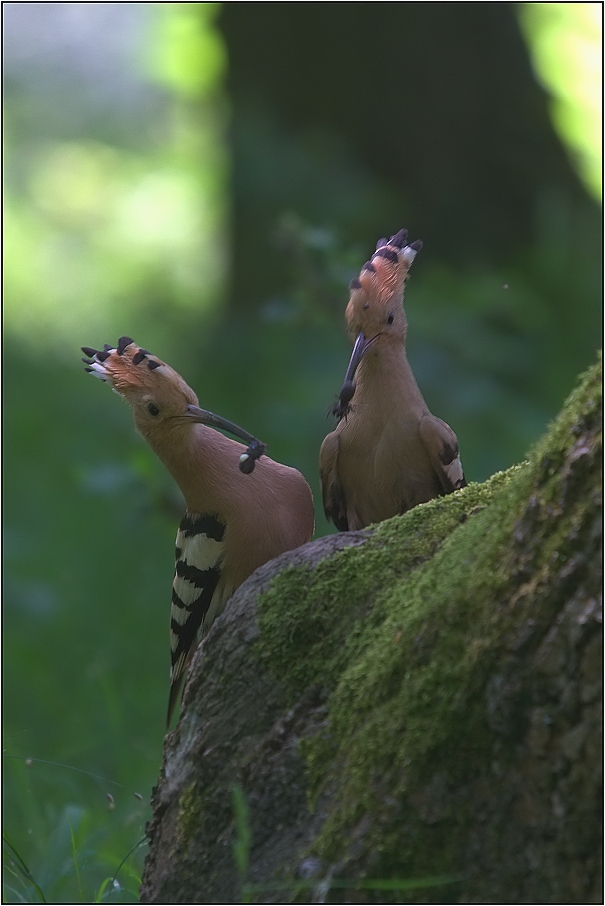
[147,403,160,416]
[387,313,394,324]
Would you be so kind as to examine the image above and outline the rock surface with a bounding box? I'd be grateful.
[140,357,602,905]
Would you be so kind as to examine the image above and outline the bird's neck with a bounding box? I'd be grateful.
[145,424,243,514]
[356,339,427,412]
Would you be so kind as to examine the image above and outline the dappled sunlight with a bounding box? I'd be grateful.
[4,146,227,356]
[3,3,229,359]
[147,2,227,97]
[519,3,602,201]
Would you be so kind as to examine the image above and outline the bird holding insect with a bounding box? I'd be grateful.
[320,229,466,531]
[83,337,314,724]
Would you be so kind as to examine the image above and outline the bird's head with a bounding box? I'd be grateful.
[82,337,201,440]
[82,338,266,470]
[331,231,421,419]
[345,229,421,349]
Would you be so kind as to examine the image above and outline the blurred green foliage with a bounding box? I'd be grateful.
[519,2,602,201]
[3,3,601,902]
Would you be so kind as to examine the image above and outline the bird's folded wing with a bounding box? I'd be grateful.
[418,414,467,495]
[319,431,349,531]
[167,512,226,725]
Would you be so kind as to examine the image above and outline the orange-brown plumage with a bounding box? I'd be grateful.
[84,338,314,723]
[320,231,466,531]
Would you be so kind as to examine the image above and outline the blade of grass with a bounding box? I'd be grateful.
[3,832,47,903]
[2,881,31,904]
[94,876,112,903]
[242,872,464,895]
[67,815,84,903]
[3,755,125,790]
[106,836,147,903]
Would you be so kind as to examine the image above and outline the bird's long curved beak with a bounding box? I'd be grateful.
[330,331,379,420]
[183,405,267,473]
[343,331,377,384]
[184,405,258,445]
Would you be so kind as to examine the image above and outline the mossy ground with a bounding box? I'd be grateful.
[254,356,602,890]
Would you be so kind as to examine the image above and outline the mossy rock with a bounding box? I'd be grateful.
[141,356,602,905]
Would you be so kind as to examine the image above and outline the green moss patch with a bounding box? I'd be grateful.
[256,467,520,698]
[255,356,602,881]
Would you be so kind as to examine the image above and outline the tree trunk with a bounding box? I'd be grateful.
[140,357,602,905]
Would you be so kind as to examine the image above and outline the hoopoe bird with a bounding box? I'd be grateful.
[82,337,314,724]
[320,229,466,531]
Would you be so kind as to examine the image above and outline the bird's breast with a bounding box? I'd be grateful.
[336,402,441,523]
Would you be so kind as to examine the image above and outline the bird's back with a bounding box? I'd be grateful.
[168,442,314,722]
[218,448,314,587]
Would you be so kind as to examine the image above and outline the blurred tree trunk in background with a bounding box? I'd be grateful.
[207,1,601,486]
[218,2,595,304]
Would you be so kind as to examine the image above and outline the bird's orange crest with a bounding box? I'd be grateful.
[349,228,421,303]
[82,337,198,407]
[345,229,422,340]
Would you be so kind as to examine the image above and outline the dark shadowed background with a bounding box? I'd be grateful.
[3,3,601,902]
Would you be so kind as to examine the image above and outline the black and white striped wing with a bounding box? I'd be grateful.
[167,512,226,726]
